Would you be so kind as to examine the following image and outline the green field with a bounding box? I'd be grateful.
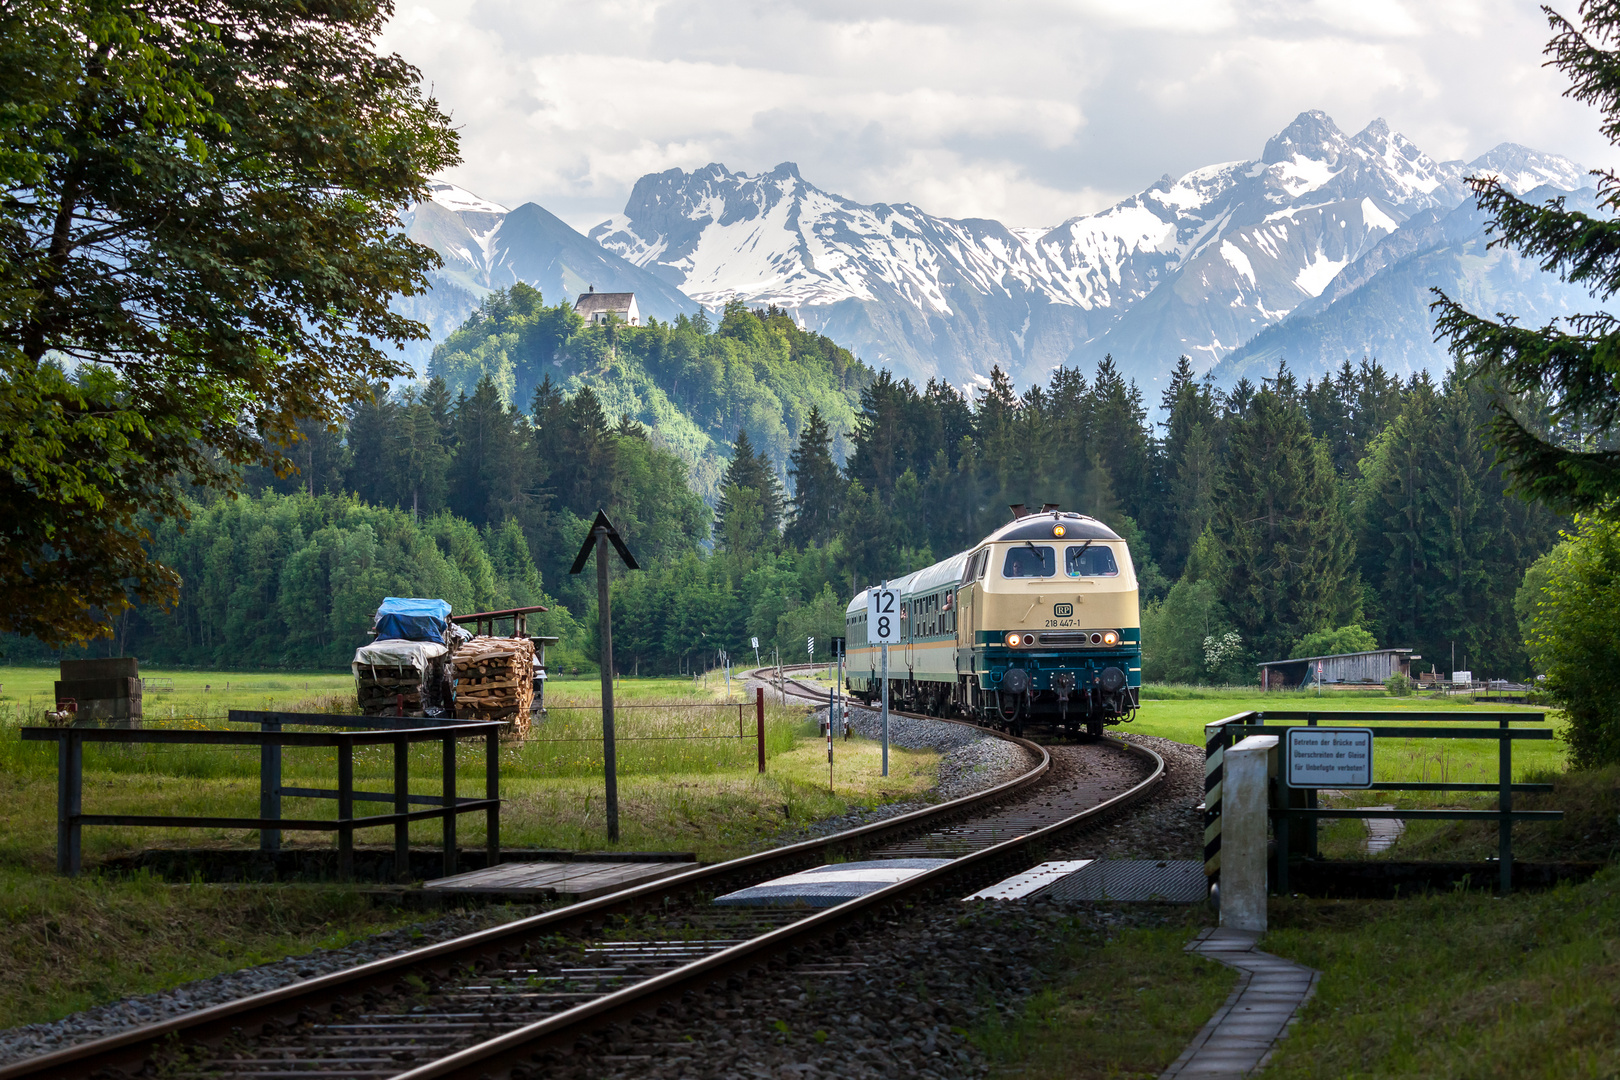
[0,666,938,867]
[0,666,942,1029]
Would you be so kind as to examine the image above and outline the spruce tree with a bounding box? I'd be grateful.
[1432,3,1620,513]
[343,385,401,505]
[716,429,784,549]
[786,407,845,548]
[1159,356,1218,576]
[446,376,531,527]
[1209,379,1358,661]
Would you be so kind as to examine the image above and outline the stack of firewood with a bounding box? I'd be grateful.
[357,666,428,715]
[452,637,535,737]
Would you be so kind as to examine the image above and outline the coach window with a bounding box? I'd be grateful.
[1066,543,1120,577]
[1003,545,1055,578]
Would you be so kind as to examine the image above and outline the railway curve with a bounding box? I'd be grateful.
[0,670,1162,1080]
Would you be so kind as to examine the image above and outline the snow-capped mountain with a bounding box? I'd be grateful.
[1208,182,1608,385]
[589,112,1586,390]
[390,182,699,372]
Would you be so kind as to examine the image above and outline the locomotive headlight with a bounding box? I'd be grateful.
[1053,524,1066,537]
[1005,632,1021,648]
[1103,630,1119,646]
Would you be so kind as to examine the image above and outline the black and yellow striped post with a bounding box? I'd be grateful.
[1203,712,1257,884]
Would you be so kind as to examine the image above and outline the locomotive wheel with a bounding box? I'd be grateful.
[1086,719,1104,739]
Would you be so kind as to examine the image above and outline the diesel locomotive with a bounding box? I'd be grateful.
[843,507,1142,736]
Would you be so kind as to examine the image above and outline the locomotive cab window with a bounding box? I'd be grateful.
[1066,543,1119,577]
[1002,545,1056,578]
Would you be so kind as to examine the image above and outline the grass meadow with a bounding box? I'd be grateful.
[0,663,1603,1069]
[0,665,938,1028]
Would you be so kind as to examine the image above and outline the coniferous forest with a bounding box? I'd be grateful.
[8,289,1563,680]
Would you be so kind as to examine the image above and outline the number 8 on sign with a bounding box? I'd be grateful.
[868,586,901,644]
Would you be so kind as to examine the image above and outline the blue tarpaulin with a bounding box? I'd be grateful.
[375,597,452,643]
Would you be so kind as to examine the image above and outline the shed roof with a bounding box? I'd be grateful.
[1256,647,1413,668]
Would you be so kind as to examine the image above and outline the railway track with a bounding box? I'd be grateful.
[0,669,1163,1080]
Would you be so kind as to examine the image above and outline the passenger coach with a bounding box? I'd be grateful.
[844,508,1142,736]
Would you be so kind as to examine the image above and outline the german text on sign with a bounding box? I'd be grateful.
[1284,727,1373,788]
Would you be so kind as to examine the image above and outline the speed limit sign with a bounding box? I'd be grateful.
[867,586,901,644]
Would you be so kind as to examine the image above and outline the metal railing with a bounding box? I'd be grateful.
[27,710,505,881]
[1203,710,1562,894]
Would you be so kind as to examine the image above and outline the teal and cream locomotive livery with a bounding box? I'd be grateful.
[844,508,1142,736]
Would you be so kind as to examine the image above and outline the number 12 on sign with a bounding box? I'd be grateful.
[868,584,900,777]
[867,587,901,644]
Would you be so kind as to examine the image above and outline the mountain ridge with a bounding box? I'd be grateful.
[397,113,1592,392]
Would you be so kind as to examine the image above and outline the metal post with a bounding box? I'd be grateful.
[596,528,620,843]
[1500,718,1513,895]
[337,738,354,882]
[393,734,410,883]
[1305,716,1318,858]
[486,728,500,868]
[443,736,458,877]
[838,644,847,740]
[57,731,83,876]
[259,716,281,852]
[756,686,766,773]
[881,642,890,777]
[1276,799,1289,896]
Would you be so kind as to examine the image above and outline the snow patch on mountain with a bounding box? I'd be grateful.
[587,110,1581,387]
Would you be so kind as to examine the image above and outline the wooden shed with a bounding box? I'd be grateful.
[1258,648,1416,691]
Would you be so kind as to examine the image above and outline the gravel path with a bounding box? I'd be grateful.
[0,904,542,1067]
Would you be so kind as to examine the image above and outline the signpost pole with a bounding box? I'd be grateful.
[593,527,619,842]
[569,510,640,846]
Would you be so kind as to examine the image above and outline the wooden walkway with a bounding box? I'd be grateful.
[423,860,695,900]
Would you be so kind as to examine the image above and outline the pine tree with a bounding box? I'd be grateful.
[786,407,845,548]
[1209,381,1358,661]
[716,429,784,550]
[1089,356,1156,526]
[1431,4,1620,513]
[1159,356,1218,577]
[446,376,532,527]
[343,385,401,505]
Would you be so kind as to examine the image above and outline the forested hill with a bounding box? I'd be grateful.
[4,321,1562,682]
[425,283,873,499]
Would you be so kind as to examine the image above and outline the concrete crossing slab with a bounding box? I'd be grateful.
[712,858,952,907]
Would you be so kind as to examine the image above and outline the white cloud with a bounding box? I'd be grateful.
[379,0,1612,232]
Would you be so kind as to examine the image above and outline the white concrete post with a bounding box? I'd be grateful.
[1220,734,1278,932]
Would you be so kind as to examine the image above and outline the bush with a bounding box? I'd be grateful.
[1384,673,1413,697]
[1522,517,1620,768]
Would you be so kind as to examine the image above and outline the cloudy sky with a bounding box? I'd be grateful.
[381,0,1611,233]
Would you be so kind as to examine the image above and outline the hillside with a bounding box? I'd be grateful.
[391,183,701,372]
[425,285,874,499]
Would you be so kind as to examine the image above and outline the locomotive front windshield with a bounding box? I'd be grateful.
[1002,545,1056,578]
[1066,543,1120,577]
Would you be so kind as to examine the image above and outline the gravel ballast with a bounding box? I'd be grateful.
[0,697,1201,1075]
[545,896,1201,1080]
[0,905,541,1067]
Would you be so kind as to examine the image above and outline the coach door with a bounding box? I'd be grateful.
[903,597,915,673]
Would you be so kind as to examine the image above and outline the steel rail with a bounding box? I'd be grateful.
[0,671,1057,1080]
[397,731,1166,1077]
